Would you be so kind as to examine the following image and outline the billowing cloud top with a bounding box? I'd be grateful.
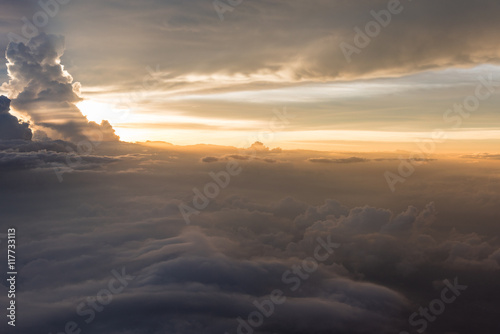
[2,34,119,143]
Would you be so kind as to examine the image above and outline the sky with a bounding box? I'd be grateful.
[1,0,500,150]
[1,1,500,334]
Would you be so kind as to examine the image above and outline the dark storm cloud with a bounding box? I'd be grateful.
[2,33,119,142]
[0,95,32,140]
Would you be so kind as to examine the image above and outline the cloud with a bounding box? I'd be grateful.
[1,141,500,334]
[0,150,117,172]
[249,141,269,152]
[0,137,121,177]
[462,153,500,160]
[2,33,119,143]
[201,156,219,163]
[0,95,32,140]
[200,154,278,164]
[23,0,500,91]
[0,138,70,152]
[7,186,500,333]
[308,157,369,164]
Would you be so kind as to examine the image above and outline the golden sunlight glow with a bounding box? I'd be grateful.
[77,99,129,124]
[9,108,30,124]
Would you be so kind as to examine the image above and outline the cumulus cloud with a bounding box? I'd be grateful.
[2,33,119,142]
[249,141,269,152]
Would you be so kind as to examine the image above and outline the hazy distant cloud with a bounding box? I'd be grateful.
[201,156,219,163]
[308,157,369,164]
[462,153,500,160]
[201,154,277,164]
[2,34,119,142]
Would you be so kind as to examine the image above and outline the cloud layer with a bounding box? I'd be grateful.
[28,0,500,87]
[0,141,499,334]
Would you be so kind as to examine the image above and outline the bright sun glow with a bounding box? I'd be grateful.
[77,99,129,124]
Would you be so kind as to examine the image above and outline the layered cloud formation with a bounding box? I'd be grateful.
[7,0,496,87]
[3,1,500,90]
[3,2,500,149]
